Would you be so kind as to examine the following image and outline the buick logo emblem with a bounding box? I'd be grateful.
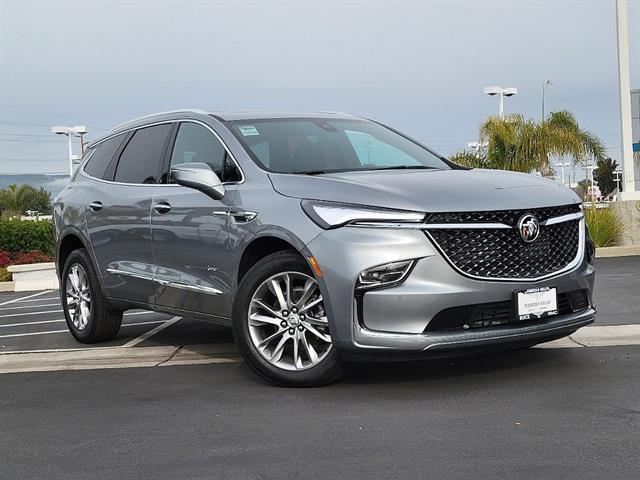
[517,214,540,243]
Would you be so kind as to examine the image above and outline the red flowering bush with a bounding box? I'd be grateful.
[0,249,53,268]
[11,251,53,266]
[0,250,11,268]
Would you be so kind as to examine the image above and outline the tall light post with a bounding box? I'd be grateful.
[52,125,87,178]
[616,0,637,199]
[555,161,571,186]
[484,86,518,118]
[541,80,553,122]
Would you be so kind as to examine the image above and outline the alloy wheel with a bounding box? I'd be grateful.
[248,272,332,371]
[66,263,91,331]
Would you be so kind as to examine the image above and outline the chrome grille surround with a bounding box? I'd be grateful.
[424,205,584,282]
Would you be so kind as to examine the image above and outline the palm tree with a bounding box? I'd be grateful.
[0,184,52,218]
[450,110,606,175]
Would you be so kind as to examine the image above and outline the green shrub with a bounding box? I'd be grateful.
[0,219,54,255]
[0,267,11,282]
[584,207,626,247]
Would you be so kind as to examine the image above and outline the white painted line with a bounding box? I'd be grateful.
[0,310,155,327]
[0,320,166,339]
[0,329,68,339]
[15,296,60,303]
[0,319,66,328]
[122,316,182,347]
[0,310,62,319]
[0,290,55,307]
[1,303,61,311]
[0,315,162,329]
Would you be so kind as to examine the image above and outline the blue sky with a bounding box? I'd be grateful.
[1,0,638,175]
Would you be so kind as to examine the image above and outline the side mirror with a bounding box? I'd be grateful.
[171,162,225,200]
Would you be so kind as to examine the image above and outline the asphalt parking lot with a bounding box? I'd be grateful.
[0,257,638,479]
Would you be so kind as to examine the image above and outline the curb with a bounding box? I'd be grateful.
[2,263,59,292]
[595,245,640,258]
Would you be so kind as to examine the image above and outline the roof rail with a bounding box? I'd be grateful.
[111,108,209,131]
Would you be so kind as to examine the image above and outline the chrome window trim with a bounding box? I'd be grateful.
[81,118,245,186]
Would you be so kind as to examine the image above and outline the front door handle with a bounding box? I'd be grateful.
[88,201,103,212]
[154,202,171,214]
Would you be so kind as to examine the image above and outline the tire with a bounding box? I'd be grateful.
[60,248,122,343]
[232,251,343,387]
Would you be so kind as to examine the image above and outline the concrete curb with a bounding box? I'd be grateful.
[595,245,640,258]
[0,326,638,375]
[3,263,58,292]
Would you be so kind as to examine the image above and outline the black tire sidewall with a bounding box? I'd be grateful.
[60,248,119,342]
[232,251,343,387]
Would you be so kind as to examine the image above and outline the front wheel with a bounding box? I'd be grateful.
[232,251,343,387]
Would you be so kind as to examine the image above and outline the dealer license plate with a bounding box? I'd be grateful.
[516,287,558,321]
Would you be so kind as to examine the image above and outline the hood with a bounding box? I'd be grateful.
[268,168,580,213]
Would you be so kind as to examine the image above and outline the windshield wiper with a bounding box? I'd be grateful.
[290,170,328,175]
[368,165,437,171]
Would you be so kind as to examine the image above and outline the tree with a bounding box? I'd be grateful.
[593,158,619,197]
[450,110,606,174]
[0,184,52,218]
[574,179,591,201]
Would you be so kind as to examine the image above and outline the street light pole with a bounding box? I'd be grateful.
[541,80,552,122]
[555,161,571,186]
[52,125,87,178]
[484,86,518,118]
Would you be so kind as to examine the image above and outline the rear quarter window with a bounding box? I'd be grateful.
[83,133,127,179]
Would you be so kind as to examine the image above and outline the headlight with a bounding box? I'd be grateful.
[301,200,424,229]
[356,260,415,290]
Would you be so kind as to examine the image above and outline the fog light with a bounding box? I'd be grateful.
[356,260,415,290]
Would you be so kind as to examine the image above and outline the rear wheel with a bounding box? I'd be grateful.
[61,248,122,343]
[232,251,343,387]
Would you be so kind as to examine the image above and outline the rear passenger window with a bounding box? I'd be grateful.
[83,133,126,179]
[114,124,172,184]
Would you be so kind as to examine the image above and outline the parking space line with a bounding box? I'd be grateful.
[0,310,155,327]
[1,319,66,328]
[0,290,55,307]
[122,316,182,347]
[2,303,61,311]
[0,320,167,339]
[0,310,62,319]
[15,296,60,303]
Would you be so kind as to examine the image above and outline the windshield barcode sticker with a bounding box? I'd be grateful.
[239,125,259,136]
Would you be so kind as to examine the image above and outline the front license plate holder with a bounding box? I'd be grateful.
[514,287,558,321]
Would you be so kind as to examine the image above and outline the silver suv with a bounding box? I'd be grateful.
[54,110,596,386]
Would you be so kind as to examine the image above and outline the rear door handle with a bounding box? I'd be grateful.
[88,201,103,212]
[154,202,171,214]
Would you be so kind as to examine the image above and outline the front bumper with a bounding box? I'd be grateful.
[306,225,595,353]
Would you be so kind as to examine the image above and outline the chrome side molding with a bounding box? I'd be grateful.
[106,268,222,295]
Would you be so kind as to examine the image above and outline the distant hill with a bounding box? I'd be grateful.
[0,174,69,197]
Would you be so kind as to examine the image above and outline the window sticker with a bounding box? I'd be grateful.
[239,125,259,136]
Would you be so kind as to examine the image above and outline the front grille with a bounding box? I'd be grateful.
[425,204,580,225]
[425,289,589,332]
[426,206,581,280]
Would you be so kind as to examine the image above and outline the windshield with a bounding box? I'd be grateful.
[227,118,450,174]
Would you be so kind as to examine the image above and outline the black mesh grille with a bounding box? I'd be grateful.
[425,204,580,226]
[427,212,580,280]
[425,289,589,332]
